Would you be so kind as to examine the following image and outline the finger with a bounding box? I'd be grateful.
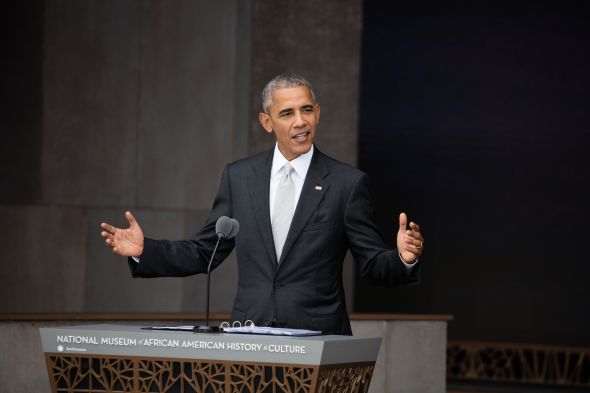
[399,212,408,232]
[405,230,424,243]
[413,244,423,254]
[404,235,423,247]
[101,222,118,234]
[101,231,113,240]
[409,222,421,232]
[105,238,115,248]
[125,211,137,227]
[405,242,423,254]
[406,229,424,240]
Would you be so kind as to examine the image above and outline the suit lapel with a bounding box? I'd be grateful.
[278,150,330,266]
[247,150,278,266]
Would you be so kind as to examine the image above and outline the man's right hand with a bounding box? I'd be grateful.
[101,211,144,257]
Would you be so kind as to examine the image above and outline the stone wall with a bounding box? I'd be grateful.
[0,0,363,314]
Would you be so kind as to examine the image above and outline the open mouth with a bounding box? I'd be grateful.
[291,131,310,140]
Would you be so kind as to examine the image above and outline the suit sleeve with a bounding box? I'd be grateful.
[344,172,420,287]
[129,165,236,278]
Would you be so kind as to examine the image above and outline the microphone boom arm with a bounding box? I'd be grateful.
[193,216,239,334]
[204,235,222,327]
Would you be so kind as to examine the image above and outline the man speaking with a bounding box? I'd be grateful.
[100,74,424,335]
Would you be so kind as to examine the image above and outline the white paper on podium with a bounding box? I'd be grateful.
[144,325,321,336]
[145,325,194,331]
[222,326,321,336]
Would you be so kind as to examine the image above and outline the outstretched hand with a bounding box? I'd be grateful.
[100,211,144,257]
[396,212,424,264]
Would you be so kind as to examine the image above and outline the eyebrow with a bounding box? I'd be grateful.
[277,104,314,116]
[278,108,294,116]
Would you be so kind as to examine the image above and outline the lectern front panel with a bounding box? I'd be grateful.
[40,324,381,393]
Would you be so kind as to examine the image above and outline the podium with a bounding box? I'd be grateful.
[40,324,381,393]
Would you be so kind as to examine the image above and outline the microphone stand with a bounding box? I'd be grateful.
[193,235,223,333]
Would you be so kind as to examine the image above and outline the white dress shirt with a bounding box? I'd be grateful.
[269,144,314,222]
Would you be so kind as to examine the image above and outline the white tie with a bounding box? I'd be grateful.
[272,163,295,261]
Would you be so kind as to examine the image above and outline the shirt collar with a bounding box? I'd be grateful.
[271,144,314,179]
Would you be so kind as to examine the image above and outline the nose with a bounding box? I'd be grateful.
[294,110,305,128]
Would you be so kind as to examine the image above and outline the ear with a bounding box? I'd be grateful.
[258,112,274,134]
[315,103,321,124]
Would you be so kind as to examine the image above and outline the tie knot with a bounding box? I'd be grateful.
[282,163,294,177]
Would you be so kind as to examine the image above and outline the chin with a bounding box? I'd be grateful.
[282,142,313,160]
[295,145,312,155]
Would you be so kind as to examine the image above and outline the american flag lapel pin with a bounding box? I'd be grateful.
[315,185,323,191]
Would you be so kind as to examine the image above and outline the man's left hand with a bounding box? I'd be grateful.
[396,212,424,264]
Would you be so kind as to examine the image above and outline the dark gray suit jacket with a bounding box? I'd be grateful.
[130,147,419,335]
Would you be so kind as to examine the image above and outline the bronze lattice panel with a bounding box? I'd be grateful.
[48,355,135,392]
[229,363,315,393]
[47,354,374,393]
[136,359,226,393]
[447,341,590,388]
[316,364,375,393]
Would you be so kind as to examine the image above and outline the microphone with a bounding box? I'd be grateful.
[215,216,240,240]
[194,216,239,333]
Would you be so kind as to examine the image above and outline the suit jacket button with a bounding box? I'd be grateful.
[273,283,281,289]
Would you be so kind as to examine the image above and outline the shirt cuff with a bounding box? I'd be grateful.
[132,256,140,263]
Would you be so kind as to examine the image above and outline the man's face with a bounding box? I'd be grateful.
[258,86,320,161]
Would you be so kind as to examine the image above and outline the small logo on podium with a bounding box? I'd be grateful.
[57,345,64,352]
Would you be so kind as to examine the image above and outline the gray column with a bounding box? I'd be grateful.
[248,0,363,166]
[249,0,364,310]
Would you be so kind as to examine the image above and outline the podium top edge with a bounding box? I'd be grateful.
[39,324,382,341]
[39,324,383,365]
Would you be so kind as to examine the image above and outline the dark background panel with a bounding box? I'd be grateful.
[356,1,590,345]
[0,1,44,204]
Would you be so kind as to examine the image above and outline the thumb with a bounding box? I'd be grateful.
[399,212,408,232]
[125,211,138,228]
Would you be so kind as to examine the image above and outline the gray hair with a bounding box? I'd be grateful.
[261,73,317,113]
